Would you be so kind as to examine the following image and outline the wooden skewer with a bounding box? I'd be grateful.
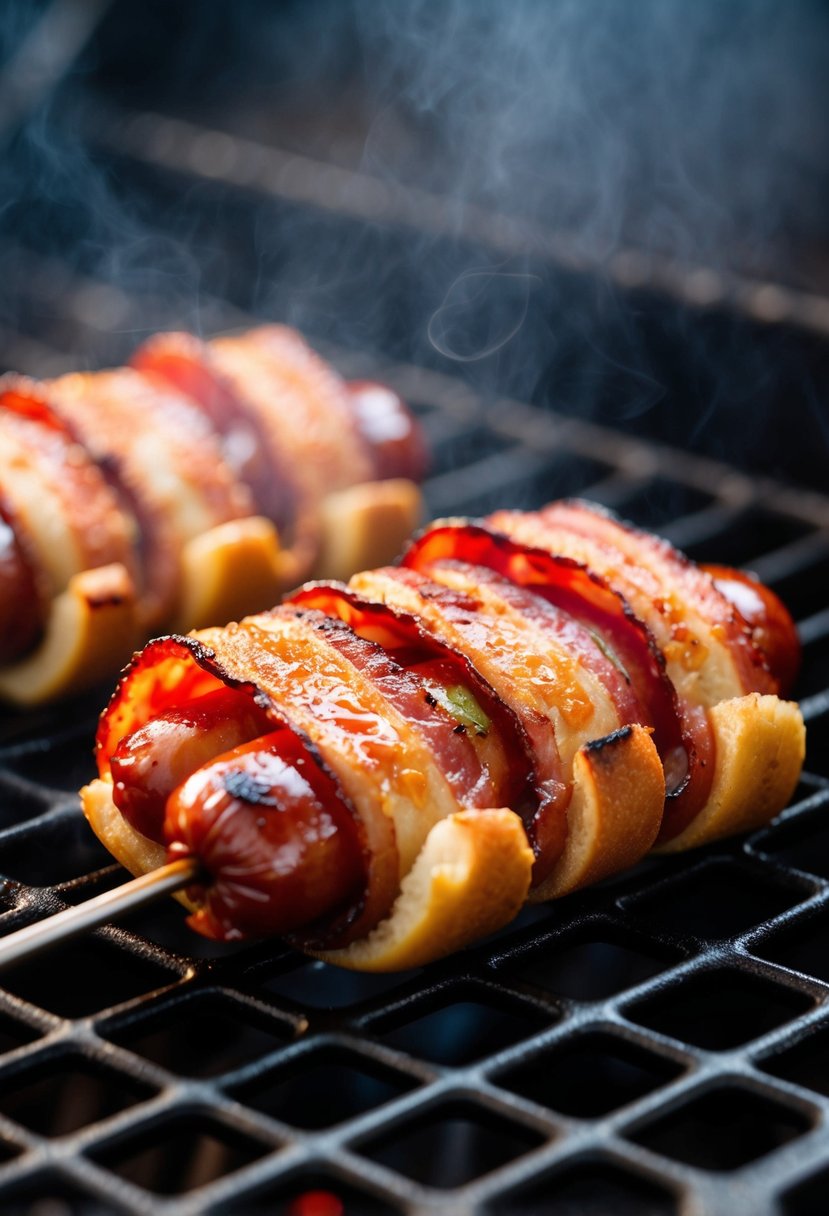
[0,857,200,970]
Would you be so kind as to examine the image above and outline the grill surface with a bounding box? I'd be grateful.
[0,351,827,1216]
[1,5,829,1214]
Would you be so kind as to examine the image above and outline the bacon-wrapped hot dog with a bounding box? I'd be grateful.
[480,500,804,850]
[80,504,806,970]
[0,325,424,705]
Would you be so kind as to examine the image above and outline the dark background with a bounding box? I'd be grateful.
[0,0,828,485]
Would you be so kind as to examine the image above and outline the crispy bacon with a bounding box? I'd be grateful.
[471,515,719,840]
[348,565,573,881]
[507,501,776,696]
[86,499,803,953]
[95,606,474,948]
[132,331,298,537]
[290,582,537,819]
[402,521,724,843]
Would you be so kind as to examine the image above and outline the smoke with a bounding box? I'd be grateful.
[428,271,542,363]
[241,0,828,425]
[0,0,827,463]
[351,0,829,455]
[351,0,827,263]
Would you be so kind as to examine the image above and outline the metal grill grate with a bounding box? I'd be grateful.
[0,345,827,1214]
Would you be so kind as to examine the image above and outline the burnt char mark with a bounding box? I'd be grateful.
[86,591,127,610]
[289,604,354,640]
[314,616,349,634]
[583,724,634,756]
[222,768,280,807]
[165,633,219,667]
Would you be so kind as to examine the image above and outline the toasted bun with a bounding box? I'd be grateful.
[313,479,422,585]
[0,481,421,706]
[82,777,165,877]
[313,808,534,972]
[173,516,285,632]
[529,723,665,901]
[81,777,197,912]
[654,692,805,853]
[0,565,139,706]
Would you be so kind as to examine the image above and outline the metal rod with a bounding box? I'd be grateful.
[0,858,200,970]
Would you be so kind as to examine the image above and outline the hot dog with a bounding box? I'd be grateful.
[80,503,805,970]
[0,325,424,705]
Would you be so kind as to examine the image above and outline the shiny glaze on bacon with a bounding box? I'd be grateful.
[92,508,800,945]
[348,564,575,881]
[492,501,776,698]
[483,504,800,840]
[400,522,713,841]
[0,380,137,647]
[0,325,426,670]
[290,583,537,823]
[96,608,472,948]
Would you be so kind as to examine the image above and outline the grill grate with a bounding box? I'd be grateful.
[0,348,827,1214]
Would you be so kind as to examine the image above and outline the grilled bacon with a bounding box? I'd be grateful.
[81,503,805,970]
[0,326,424,705]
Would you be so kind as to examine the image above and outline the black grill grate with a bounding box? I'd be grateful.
[0,346,827,1214]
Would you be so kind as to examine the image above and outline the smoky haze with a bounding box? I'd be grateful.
[1,0,828,466]
[247,0,829,418]
[355,0,827,265]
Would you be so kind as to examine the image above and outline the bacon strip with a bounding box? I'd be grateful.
[0,380,137,592]
[82,501,805,958]
[46,368,251,626]
[206,328,375,582]
[132,331,298,537]
[290,582,537,820]
[0,325,425,694]
[348,565,576,882]
[500,501,775,697]
[95,604,473,949]
[401,522,700,826]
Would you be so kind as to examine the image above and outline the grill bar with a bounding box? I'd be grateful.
[83,102,829,341]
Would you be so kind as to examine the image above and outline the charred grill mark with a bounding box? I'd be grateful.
[222,768,280,807]
[583,723,634,754]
